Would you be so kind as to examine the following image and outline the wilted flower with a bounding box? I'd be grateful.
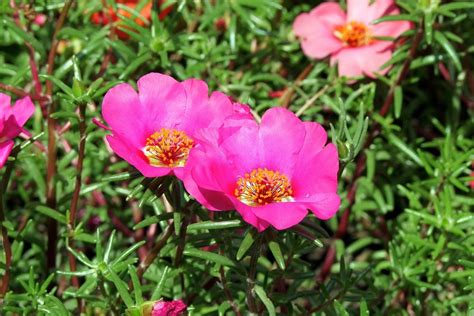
[101,73,252,183]
[0,94,35,168]
[293,0,411,78]
[186,107,340,231]
[151,299,187,316]
[91,0,172,40]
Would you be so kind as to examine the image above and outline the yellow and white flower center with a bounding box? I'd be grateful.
[334,21,373,47]
[144,128,194,167]
[234,168,294,206]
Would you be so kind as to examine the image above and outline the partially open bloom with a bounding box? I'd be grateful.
[0,94,35,168]
[101,73,252,183]
[186,107,340,231]
[151,299,187,316]
[293,0,411,78]
[91,0,172,40]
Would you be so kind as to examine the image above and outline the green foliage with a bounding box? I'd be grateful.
[0,0,473,315]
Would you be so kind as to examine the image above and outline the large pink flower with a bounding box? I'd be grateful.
[0,94,35,169]
[101,72,252,181]
[185,107,340,231]
[293,0,412,78]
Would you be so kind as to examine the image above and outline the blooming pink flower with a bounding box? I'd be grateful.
[101,73,252,182]
[293,0,411,78]
[152,299,187,316]
[0,94,35,169]
[185,107,340,231]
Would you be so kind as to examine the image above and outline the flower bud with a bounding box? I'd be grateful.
[151,300,187,316]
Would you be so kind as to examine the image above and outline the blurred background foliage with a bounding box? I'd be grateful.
[0,0,473,315]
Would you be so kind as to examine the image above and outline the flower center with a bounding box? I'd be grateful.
[234,168,294,206]
[334,21,373,47]
[144,128,194,167]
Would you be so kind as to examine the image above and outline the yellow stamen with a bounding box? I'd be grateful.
[144,128,194,167]
[234,168,293,206]
[334,21,373,47]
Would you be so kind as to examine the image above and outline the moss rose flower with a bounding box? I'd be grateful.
[101,73,252,184]
[185,107,340,231]
[293,0,411,78]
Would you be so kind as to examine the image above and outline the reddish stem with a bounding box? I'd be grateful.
[0,83,49,103]
[279,63,314,108]
[66,102,87,314]
[45,0,75,273]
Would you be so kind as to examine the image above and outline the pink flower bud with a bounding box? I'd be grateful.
[152,300,187,316]
[33,14,47,26]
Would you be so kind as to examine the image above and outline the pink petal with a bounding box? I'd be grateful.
[293,3,346,59]
[2,116,22,140]
[293,3,346,37]
[102,83,148,148]
[259,108,305,176]
[220,123,261,176]
[106,135,171,178]
[301,122,328,154]
[293,143,339,196]
[180,79,209,132]
[187,184,235,211]
[181,80,233,132]
[12,96,35,127]
[331,45,392,78]
[0,140,14,169]
[300,33,343,59]
[184,141,237,212]
[347,0,395,24]
[137,73,187,130]
[251,202,308,230]
[0,93,11,114]
[188,146,236,194]
[232,102,252,116]
[208,91,241,126]
[233,202,270,232]
[299,193,341,220]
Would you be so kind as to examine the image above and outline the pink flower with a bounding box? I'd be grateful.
[0,94,35,169]
[185,107,340,231]
[293,0,412,78]
[101,73,252,182]
[152,300,187,316]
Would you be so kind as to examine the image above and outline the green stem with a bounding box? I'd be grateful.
[99,276,118,315]
[174,212,190,268]
[247,233,262,314]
